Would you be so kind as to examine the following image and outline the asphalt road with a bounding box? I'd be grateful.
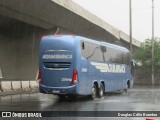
[0,85,160,120]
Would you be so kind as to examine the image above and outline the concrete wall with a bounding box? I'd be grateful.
[0,21,41,80]
[0,15,74,81]
[0,80,38,91]
[134,67,160,85]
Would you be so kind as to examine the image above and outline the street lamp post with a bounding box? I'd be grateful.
[151,0,155,85]
[129,0,133,58]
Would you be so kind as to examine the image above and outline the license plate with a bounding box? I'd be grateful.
[52,90,60,93]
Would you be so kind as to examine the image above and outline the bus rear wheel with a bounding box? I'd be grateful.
[91,84,98,99]
[99,83,104,98]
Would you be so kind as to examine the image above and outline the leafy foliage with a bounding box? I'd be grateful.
[133,38,160,67]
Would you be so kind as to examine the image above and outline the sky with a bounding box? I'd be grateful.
[74,0,160,42]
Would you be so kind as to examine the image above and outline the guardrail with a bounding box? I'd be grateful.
[0,80,38,92]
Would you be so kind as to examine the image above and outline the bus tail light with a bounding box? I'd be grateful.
[54,34,62,37]
[38,69,43,84]
[42,36,47,39]
[70,70,78,86]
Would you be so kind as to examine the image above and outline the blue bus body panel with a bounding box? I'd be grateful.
[39,35,133,96]
[39,36,78,94]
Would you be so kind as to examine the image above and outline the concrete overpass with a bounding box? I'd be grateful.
[0,0,141,90]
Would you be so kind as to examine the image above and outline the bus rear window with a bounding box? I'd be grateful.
[44,62,71,69]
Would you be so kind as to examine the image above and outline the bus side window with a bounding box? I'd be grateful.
[123,53,129,65]
[80,41,103,62]
[91,47,104,62]
[81,41,90,59]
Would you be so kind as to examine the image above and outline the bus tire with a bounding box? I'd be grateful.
[91,84,98,100]
[99,83,104,98]
[124,82,129,93]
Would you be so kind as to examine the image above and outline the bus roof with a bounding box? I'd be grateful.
[100,42,129,52]
[41,35,129,53]
[75,36,129,53]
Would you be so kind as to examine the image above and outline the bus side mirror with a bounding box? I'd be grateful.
[82,42,85,50]
[100,45,106,52]
[131,60,142,69]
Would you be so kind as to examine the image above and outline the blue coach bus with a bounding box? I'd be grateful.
[38,35,133,99]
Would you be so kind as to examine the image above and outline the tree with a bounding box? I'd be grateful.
[133,38,160,67]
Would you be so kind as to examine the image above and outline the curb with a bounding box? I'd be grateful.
[0,87,39,96]
[0,80,38,91]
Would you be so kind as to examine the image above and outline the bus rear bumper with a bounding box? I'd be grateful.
[39,84,77,95]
